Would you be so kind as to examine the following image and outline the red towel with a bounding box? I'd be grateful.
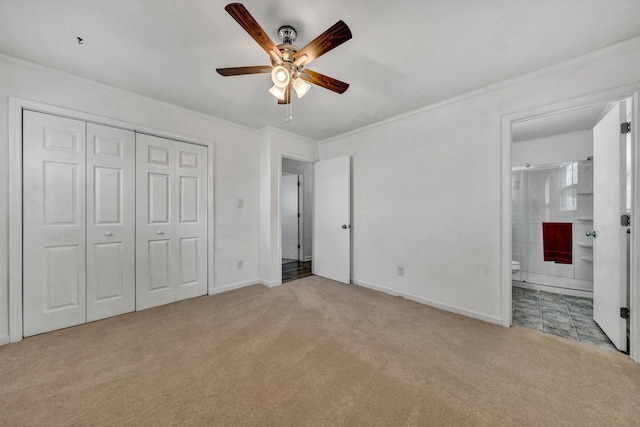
[542,222,573,264]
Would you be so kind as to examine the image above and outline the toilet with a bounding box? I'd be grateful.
[512,261,521,274]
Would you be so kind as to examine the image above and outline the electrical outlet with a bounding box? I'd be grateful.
[237,260,243,269]
[397,266,404,277]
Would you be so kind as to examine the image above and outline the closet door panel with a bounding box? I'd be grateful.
[86,123,136,322]
[136,134,208,308]
[23,111,87,336]
[136,134,175,310]
[174,142,208,301]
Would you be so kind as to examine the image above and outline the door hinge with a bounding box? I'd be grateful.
[621,214,631,227]
[297,244,301,249]
[297,181,301,186]
[621,307,630,319]
[297,213,301,218]
[621,122,631,134]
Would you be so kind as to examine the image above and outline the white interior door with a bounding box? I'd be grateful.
[313,156,351,284]
[592,101,628,352]
[174,141,208,302]
[23,111,87,336]
[281,174,299,261]
[86,123,136,322]
[136,133,207,310]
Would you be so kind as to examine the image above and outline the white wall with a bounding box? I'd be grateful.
[512,130,593,167]
[0,55,261,343]
[282,157,313,261]
[319,37,640,324]
[258,127,318,286]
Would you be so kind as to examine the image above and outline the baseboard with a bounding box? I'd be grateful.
[258,279,282,288]
[209,279,260,295]
[351,279,502,325]
[303,256,312,262]
[512,281,594,298]
[523,272,593,292]
[0,335,10,346]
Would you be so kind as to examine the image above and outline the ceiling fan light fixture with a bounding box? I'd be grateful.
[269,84,286,100]
[269,49,282,63]
[292,54,308,68]
[292,77,311,99]
[271,65,290,88]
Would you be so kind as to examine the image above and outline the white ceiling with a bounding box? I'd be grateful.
[2,0,640,141]
[512,102,609,142]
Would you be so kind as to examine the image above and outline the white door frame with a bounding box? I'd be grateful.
[282,169,304,261]
[500,86,640,361]
[277,152,315,283]
[7,97,215,343]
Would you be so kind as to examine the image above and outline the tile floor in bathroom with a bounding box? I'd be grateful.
[512,286,617,351]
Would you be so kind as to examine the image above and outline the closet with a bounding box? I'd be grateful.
[22,110,208,337]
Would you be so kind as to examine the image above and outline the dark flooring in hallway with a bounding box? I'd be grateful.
[282,260,312,283]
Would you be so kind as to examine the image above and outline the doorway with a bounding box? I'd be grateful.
[281,157,313,283]
[503,92,638,358]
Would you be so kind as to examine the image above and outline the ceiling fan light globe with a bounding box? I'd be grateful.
[269,84,286,100]
[292,78,311,99]
[293,54,308,68]
[271,65,290,88]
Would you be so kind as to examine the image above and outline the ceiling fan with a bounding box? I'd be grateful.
[216,3,352,105]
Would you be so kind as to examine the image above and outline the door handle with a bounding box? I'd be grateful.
[104,232,113,237]
[156,230,164,235]
[586,231,597,238]
[341,224,350,229]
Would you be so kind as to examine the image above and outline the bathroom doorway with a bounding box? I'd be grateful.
[507,95,636,355]
[281,157,313,283]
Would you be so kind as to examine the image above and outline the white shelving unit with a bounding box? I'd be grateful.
[575,161,594,282]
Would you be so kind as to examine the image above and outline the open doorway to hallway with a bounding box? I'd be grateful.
[509,97,634,353]
[282,157,313,283]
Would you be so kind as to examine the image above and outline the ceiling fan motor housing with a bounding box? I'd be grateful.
[278,25,297,44]
[275,26,300,66]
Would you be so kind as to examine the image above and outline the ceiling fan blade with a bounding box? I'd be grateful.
[300,69,349,94]
[225,3,283,59]
[295,20,352,66]
[216,66,271,76]
[277,85,291,104]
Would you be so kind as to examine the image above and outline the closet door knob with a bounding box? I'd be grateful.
[104,232,113,237]
[156,230,164,235]
[586,231,597,238]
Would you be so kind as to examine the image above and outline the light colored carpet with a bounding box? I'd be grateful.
[1,275,639,426]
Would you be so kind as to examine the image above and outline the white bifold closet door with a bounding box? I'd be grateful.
[23,111,87,336]
[86,123,136,322]
[135,133,208,310]
[23,111,136,336]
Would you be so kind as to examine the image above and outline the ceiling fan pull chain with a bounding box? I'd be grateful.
[286,96,293,122]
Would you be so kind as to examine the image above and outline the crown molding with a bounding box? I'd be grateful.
[319,36,640,145]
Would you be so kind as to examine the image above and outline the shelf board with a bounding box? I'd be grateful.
[580,257,593,262]
[577,243,593,248]
[576,218,593,222]
[577,192,593,195]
